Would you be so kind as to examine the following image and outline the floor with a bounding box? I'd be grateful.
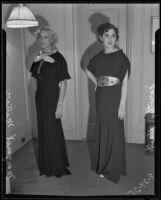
[9,139,154,196]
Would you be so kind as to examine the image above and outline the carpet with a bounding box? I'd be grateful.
[9,139,154,196]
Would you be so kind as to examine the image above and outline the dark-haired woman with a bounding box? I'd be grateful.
[85,23,131,183]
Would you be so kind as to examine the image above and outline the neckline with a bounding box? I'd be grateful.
[102,49,121,55]
[40,49,58,55]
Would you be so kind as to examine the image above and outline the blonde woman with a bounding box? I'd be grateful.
[30,26,71,177]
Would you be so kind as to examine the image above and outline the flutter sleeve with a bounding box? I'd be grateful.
[87,57,96,76]
[29,62,36,78]
[120,56,131,82]
[58,55,71,82]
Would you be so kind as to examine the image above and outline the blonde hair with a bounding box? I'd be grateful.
[34,26,58,48]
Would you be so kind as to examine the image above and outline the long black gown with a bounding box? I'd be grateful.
[30,50,71,177]
[87,49,131,183]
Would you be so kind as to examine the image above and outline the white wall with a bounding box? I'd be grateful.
[3,3,159,156]
[126,4,159,143]
[24,4,78,140]
[2,4,32,154]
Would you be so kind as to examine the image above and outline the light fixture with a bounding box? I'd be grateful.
[6,4,39,28]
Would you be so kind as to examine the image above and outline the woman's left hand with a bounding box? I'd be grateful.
[118,104,126,120]
[55,104,63,118]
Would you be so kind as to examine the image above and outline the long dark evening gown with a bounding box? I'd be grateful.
[30,50,71,177]
[87,49,131,183]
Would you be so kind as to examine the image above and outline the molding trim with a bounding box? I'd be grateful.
[62,5,69,120]
[8,119,32,155]
[139,5,145,125]
[73,4,82,140]
[21,29,30,121]
[128,130,145,144]
[126,5,145,143]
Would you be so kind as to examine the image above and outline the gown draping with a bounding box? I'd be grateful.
[30,51,71,176]
[87,49,131,183]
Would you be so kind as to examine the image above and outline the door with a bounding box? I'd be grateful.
[77,4,128,140]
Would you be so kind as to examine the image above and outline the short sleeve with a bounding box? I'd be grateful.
[120,56,131,82]
[30,61,39,79]
[58,56,71,82]
[30,62,35,77]
[87,57,96,75]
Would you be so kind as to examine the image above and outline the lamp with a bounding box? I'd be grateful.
[6,4,38,28]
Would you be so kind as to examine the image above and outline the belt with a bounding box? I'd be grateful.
[97,76,120,87]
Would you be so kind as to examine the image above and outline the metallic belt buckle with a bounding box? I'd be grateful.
[102,76,108,86]
[110,79,114,85]
[97,76,120,87]
[102,79,106,86]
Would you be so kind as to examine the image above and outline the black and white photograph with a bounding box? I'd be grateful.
[2,2,160,198]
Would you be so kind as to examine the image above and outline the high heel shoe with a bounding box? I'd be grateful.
[64,168,71,175]
[39,172,44,176]
[55,173,61,178]
[46,173,61,178]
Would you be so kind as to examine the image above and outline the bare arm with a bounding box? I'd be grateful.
[118,71,128,119]
[55,80,67,118]
[120,71,128,106]
[58,80,67,104]
[85,68,97,86]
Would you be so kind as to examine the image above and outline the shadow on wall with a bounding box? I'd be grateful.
[80,12,110,162]
[25,15,50,139]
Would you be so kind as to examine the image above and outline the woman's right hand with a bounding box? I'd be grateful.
[55,104,63,118]
[94,84,97,91]
[118,104,126,120]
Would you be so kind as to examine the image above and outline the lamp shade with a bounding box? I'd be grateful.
[6,4,38,28]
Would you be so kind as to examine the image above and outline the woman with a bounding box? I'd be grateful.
[30,26,71,177]
[86,23,131,183]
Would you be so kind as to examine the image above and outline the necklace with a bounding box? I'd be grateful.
[41,49,57,55]
[103,48,119,54]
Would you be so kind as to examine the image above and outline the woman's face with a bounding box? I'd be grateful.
[100,29,117,49]
[38,30,52,49]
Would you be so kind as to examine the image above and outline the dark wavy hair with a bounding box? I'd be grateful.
[97,23,119,41]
